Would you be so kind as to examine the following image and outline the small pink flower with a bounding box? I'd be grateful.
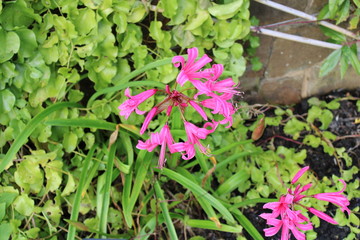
[118,88,157,119]
[173,121,217,160]
[136,124,176,169]
[312,179,351,214]
[260,166,351,240]
[263,218,283,237]
[172,47,212,86]
[192,64,237,98]
[262,210,312,240]
[261,194,294,219]
[283,211,313,240]
[201,95,235,127]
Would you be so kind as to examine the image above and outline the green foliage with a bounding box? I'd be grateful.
[318,2,360,77]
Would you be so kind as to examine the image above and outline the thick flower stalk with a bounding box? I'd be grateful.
[260,166,350,240]
[118,47,237,168]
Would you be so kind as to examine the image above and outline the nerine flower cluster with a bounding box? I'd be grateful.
[118,48,237,168]
[261,166,351,240]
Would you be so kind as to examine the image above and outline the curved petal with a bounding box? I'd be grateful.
[189,100,208,120]
[291,166,309,184]
[308,207,338,224]
[140,107,157,135]
[172,56,185,68]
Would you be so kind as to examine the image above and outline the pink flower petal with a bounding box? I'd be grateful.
[308,207,338,224]
[312,179,351,215]
[172,47,212,86]
[140,107,157,135]
[189,100,208,120]
[291,166,309,184]
[118,88,157,119]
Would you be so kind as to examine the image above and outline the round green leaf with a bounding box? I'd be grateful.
[75,9,97,35]
[208,0,243,20]
[63,132,78,153]
[13,194,35,216]
[0,89,16,113]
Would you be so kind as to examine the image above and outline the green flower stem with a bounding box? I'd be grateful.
[0,102,81,174]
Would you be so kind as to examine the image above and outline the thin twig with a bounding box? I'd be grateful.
[334,134,360,141]
[253,0,359,40]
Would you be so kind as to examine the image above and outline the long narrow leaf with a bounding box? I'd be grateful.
[216,151,260,171]
[229,198,277,209]
[186,219,242,233]
[231,208,264,240]
[99,143,117,237]
[130,151,153,212]
[0,102,81,173]
[45,119,142,138]
[123,150,153,228]
[156,168,235,224]
[215,170,250,196]
[211,140,253,155]
[176,167,218,222]
[45,118,116,131]
[154,181,178,240]
[67,145,97,240]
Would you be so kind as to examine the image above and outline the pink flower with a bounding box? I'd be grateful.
[173,121,217,160]
[171,142,196,160]
[283,211,313,240]
[261,194,294,219]
[201,95,235,127]
[136,124,176,169]
[172,47,212,86]
[260,166,351,239]
[192,64,237,98]
[312,179,351,214]
[118,88,157,119]
[118,47,238,168]
[262,210,312,240]
[263,218,283,238]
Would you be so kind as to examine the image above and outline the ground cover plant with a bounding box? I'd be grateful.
[0,0,359,240]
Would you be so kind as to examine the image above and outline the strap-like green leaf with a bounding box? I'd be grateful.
[0,102,81,173]
[156,168,236,224]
